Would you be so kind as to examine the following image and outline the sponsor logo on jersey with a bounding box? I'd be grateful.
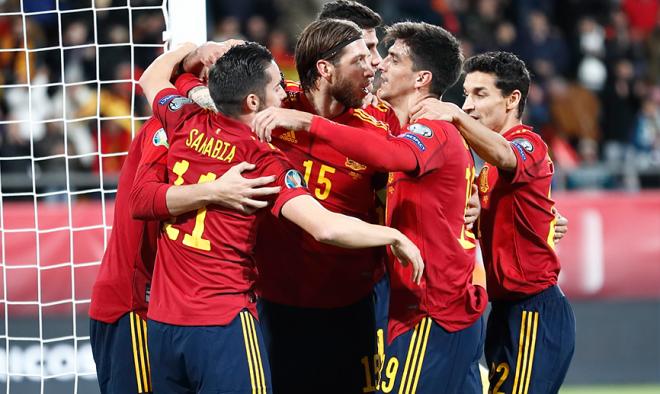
[278,129,298,144]
[168,96,193,111]
[284,169,307,189]
[407,123,433,138]
[345,158,367,171]
[152,128,169,148]
[401,133,426,151]
[158,94,177,105]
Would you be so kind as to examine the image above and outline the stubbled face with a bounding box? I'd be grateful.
[362,28,381,69]
[462,71,508,132]
[329,38,374,108]
[258,61,287,111]
[377,39,416,104]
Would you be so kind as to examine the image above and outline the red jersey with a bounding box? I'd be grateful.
[385,120,487,341]
[255,82,395,308]
[146,88,308,326]
[308,117,488,341]
[89,118,166,322]
[477,124,560,301]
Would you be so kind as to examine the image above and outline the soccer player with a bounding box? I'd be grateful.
[137,41,423,394]
[89,116,280,393]
[254,16,400,393]
[254,22,489,393]
[410,51,576,394]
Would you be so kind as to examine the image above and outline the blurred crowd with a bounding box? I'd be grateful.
[0,0,659,193]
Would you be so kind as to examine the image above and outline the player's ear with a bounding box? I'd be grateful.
[245,93,260,112]
[316,59,334,81]
[414,71,432,89]
[506,89,521,112]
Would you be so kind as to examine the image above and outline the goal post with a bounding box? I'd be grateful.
[0,1,205,393]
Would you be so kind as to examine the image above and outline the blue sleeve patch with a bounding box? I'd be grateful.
[284,169,307,189]
[401,133,426,152]
[158,94,177,105]
[511,141,527,161]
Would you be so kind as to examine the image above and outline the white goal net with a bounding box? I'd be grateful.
[0,0,202,392]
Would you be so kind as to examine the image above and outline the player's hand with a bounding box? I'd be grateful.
[206,162,280,214]
[409,98,463,124]
[391,234,425,285]
[183,39,245,75]
[552,207,568,244]
[465,184,480,230]
[252,107,314,143]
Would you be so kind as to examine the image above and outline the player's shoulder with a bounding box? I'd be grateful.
[505,125,548,156]
[403,118,455,140]
[350,107,390,132]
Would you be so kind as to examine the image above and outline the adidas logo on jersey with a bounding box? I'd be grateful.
[279,129,298,144]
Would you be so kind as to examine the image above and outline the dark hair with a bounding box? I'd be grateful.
[463,51,530,118]
[318,0,382,29]
[384,22,463,97]
[295,19,362,91]
[208,42,274,117]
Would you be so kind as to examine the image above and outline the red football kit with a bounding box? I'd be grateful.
[145,88,308,326]
[308,116,488,342]
[477,124,560,300]
[90,74,209,323]
[89,118,166,323]
[255,82,398,308]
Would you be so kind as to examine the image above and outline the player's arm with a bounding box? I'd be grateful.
[139,42,197,106]
[252,107,418,172]
[280,194,424,284]
[410,99,517,170]
[131,159,280,219]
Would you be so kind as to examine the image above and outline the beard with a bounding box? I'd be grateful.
[329,73,367,109]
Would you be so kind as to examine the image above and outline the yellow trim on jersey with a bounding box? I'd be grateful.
[398,318,431,394]
[353,108,389,131]
[129,312,152,393]
[240,311,267,394]
[512,310,540,394]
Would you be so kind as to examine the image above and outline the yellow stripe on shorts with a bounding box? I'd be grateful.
[129,312,152,393]
[240,311,266,394]
[398,317,431,394]
[512,310,540,394]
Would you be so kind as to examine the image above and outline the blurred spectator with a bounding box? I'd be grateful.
[463,0,502,52]
[601,59,642,161]
[518,10,570,79]
[631,93,660,167]
[622,0,659,39]
[548,76,601,144]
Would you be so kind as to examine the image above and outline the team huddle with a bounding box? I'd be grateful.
[88,1,575,393]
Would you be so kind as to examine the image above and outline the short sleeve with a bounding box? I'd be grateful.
[396,119,449,176]
[248,143,310,217]
[508,131,549,183]
[174,73,205,96]
[152,88,199,137]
